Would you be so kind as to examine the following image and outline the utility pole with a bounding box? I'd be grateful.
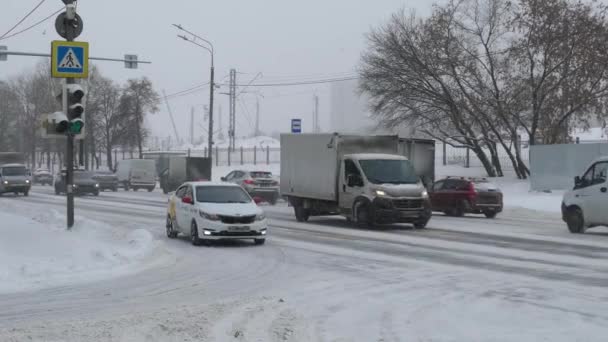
[255,97,260,137]
[313,94,320,133]
[229,69,237,151]
[190,107,195,145]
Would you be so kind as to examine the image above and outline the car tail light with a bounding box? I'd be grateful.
[467,182,477,201]
[244,179,254,185]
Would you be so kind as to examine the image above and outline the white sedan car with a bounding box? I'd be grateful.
[166,181,268,245]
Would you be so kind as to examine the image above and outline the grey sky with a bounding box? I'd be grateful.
[1,0,432,142]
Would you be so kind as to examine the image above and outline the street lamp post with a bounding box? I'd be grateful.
[174,24,215,179]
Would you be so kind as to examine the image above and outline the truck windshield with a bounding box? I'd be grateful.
[1,166,27,176]
[196,186,252,203]
[359,159,418,184]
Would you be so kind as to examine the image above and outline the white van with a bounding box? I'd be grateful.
[562,157,608,233]
[115,159,156,192]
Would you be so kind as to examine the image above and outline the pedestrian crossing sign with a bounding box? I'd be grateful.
[51,40,89,78]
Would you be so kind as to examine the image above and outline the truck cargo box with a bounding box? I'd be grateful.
[280,133,399,202]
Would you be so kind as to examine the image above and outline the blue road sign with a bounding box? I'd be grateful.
[51,40,89,78]
[291,119,302,133]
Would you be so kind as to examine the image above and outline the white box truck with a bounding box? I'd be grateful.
[281,133,431,228]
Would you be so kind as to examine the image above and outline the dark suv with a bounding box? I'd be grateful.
[429,177,503,218]
[54,170,100,196]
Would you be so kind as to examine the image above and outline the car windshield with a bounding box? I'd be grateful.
[196,186,251,203]
[1,166,27,176]
[358,159,419,184]
[250,171,272,178]
[74,171,96,179]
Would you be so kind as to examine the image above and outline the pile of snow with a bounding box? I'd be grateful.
[0,202,166,294]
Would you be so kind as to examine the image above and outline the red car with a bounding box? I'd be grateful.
[429,177,503,218]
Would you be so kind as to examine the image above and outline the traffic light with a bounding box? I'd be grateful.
[65,84,85,135]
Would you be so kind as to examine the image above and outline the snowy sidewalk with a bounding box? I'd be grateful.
[0,203,169,294]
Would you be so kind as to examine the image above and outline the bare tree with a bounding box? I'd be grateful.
[120,77,160,159]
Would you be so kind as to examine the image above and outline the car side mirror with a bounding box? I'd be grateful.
[574,176,581,186]
[182,196,193,205]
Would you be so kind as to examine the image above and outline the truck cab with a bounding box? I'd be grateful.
[339,154,431,227]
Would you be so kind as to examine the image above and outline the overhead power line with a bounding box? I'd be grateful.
[0,0,48,40]
[0,7,63,41]
[164,82,210,100]
[225,76,359,88]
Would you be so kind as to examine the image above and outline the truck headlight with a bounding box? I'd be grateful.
[199,211,220,221]
[95,183,100,188]
[3,181,8,185]
[256,213,266,221]
[421,190,429,199]
[375,190,386,196]
[25,180,30,184]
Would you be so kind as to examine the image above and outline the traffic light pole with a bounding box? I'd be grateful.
[62,1,78,229]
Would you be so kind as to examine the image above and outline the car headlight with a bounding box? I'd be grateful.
[199,211,220,221]
[3,181,8,185]
[256,213,266,221]
[73,184,78,188]
[95,183,100,188]
[25,180,30,184]
[375,190,386,196]
[421,190,429,199]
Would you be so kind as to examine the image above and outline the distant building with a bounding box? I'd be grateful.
[329,79,375,133]
[329,79,417,137]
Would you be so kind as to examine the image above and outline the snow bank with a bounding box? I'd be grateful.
[0,202,166,294]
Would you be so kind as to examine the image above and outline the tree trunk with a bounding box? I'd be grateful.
[470,142,496,177]
[106,145,113,171]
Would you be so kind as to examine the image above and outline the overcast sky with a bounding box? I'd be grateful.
[1,0,434,143]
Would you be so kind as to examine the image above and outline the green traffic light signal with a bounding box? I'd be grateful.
[69,120,83,134]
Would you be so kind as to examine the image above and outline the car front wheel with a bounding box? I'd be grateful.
[566,207,585,234]
[254,239,266,245]
[191,222,202,246]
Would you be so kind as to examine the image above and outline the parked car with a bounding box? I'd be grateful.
[221,170,280,205]
[54,170,100,196]
[165,181,268,245]
[33,168,53,185]
[93,170,119,192]
[115,159,156,192]
[429,177,503,218]
[562,157,608,233]
[0,163,31,196]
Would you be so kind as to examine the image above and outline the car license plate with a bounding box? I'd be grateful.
[228,226,250,232]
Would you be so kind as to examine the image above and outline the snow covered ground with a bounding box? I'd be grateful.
[2,163,608,341]
[0,201,171,294]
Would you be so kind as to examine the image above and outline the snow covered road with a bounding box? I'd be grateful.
[1,186,608,341]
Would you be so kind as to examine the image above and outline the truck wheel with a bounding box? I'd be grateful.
[93,191,100,196]
[23,191,29,197]
[413,217,429,229]
[566,208,585,234]
[355,201,373,228]
[484,211,497,219]
[147,187,154,192]
[294,206,309,222]
[123,182,130,191]
[112,187,118,192]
